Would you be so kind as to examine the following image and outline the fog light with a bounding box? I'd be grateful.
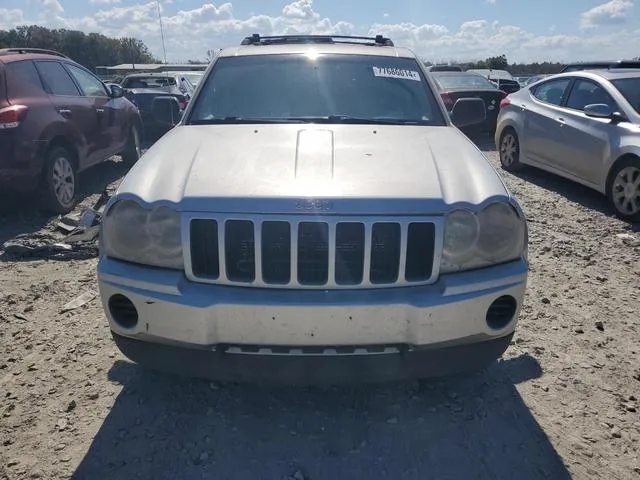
[486,295,517,330]
[108,294,138,329]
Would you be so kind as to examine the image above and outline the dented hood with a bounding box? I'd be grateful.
[116,124,510,214]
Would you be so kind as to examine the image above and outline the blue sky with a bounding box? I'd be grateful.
[1,0,639,62]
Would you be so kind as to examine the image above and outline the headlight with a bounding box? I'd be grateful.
[102,200,183,269]
[441,202,526,273]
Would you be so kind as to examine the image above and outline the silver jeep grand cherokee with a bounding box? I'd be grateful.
[98,34,529,383]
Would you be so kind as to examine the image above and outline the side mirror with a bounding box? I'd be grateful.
[109,84,124,99]
[151,96,182,126]
[584,103,624,122]
[451,97,486,128]
[584,103,612,118]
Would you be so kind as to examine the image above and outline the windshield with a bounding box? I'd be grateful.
[188,54,445,125]
[122,76,177,89]
[433,73,497,90]
[611,77,640,114]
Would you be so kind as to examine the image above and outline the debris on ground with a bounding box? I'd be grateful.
[1,189,109,261]
[60,291,98,314]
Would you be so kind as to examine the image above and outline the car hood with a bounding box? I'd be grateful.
[116,124,510,214]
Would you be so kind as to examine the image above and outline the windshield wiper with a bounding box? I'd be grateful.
[190,116,303,125]
[282,115,429,125]
[190,116,430,126]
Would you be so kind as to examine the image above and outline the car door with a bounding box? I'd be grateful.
[555,78,621,187]
[64,63,120,164]
[35,60,98,169]
[520,77,573,168]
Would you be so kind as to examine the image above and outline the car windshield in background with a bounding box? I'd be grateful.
[122,76,177,89]
[188,54,445,125]
[181,73,203,86]
[434,73,497,90]
[611,77,640,114]
[469,69,514,80]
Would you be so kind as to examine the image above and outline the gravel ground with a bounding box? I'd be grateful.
[1,136,639,480]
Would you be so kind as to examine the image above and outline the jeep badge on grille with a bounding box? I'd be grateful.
[295,199,333,212]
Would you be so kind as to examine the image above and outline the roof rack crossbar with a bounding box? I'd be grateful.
[0,48,69,59]
[240,34,394,47]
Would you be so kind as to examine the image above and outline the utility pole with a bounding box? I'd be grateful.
[156,0,168,64]
[129,38,136,71]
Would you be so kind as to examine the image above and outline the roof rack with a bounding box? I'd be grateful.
[0,48,69,59]
[240,34,394,47]
[608,60,640,69]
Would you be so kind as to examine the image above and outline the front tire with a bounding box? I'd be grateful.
[121,125,141,166]
[41,146,78,214]
[607,157,640,222]
[499,129,522,172]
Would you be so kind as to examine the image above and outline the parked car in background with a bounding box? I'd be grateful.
[120,72,193,138]
[515,76,532,86]
[0,48,142,213]
[521,74,550,86]
[425,64,463,72]
[560,60,640,73]
[98,33,529,384]
[496,69,640,221]
[467,69,521,94]
[430,71,507,132]
[177,71,204,93]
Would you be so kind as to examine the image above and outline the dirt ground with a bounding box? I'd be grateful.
[1,137,639,480]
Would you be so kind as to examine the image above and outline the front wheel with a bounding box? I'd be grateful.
[41,147,78,214]
[607,157,640,222]
[121,125,141,166]
[499,129,522,172]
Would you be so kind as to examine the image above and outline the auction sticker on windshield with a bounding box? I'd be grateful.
[372,66,421,82]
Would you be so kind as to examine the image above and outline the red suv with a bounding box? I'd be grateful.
[0,48,142,213]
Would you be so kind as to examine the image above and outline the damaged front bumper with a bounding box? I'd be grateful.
[98,257,527,383]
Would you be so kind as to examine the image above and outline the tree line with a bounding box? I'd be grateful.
[1,28,611,75]
[425,54,565,75]
[0,25,158,70]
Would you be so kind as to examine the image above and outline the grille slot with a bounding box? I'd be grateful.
[189,219,219,279]
[335,222,365,285]
[405,222,436,282]
[188,216,438,288]
[297,222,329,285]
[261,221,291,284]
[225,220,255,283]
[370,223,401,284]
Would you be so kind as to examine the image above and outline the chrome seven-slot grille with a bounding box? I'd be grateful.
[186,216,439,289]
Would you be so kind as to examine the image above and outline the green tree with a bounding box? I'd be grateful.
[0,25,158,70]
[486,54,508,70]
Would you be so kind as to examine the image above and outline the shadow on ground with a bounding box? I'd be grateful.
[73,354,569,480]
[0,156,135,248]
[470,134,640,230]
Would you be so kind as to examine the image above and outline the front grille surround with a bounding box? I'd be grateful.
[184,214,443,289]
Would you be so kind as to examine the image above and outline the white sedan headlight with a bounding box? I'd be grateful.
[441,202,526,273]
[102,200,183,270]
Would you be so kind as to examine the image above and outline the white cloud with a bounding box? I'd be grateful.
[1,0,640,63]
[89,0,122,4]
[580,0,634,30]
[0,8,24,27]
